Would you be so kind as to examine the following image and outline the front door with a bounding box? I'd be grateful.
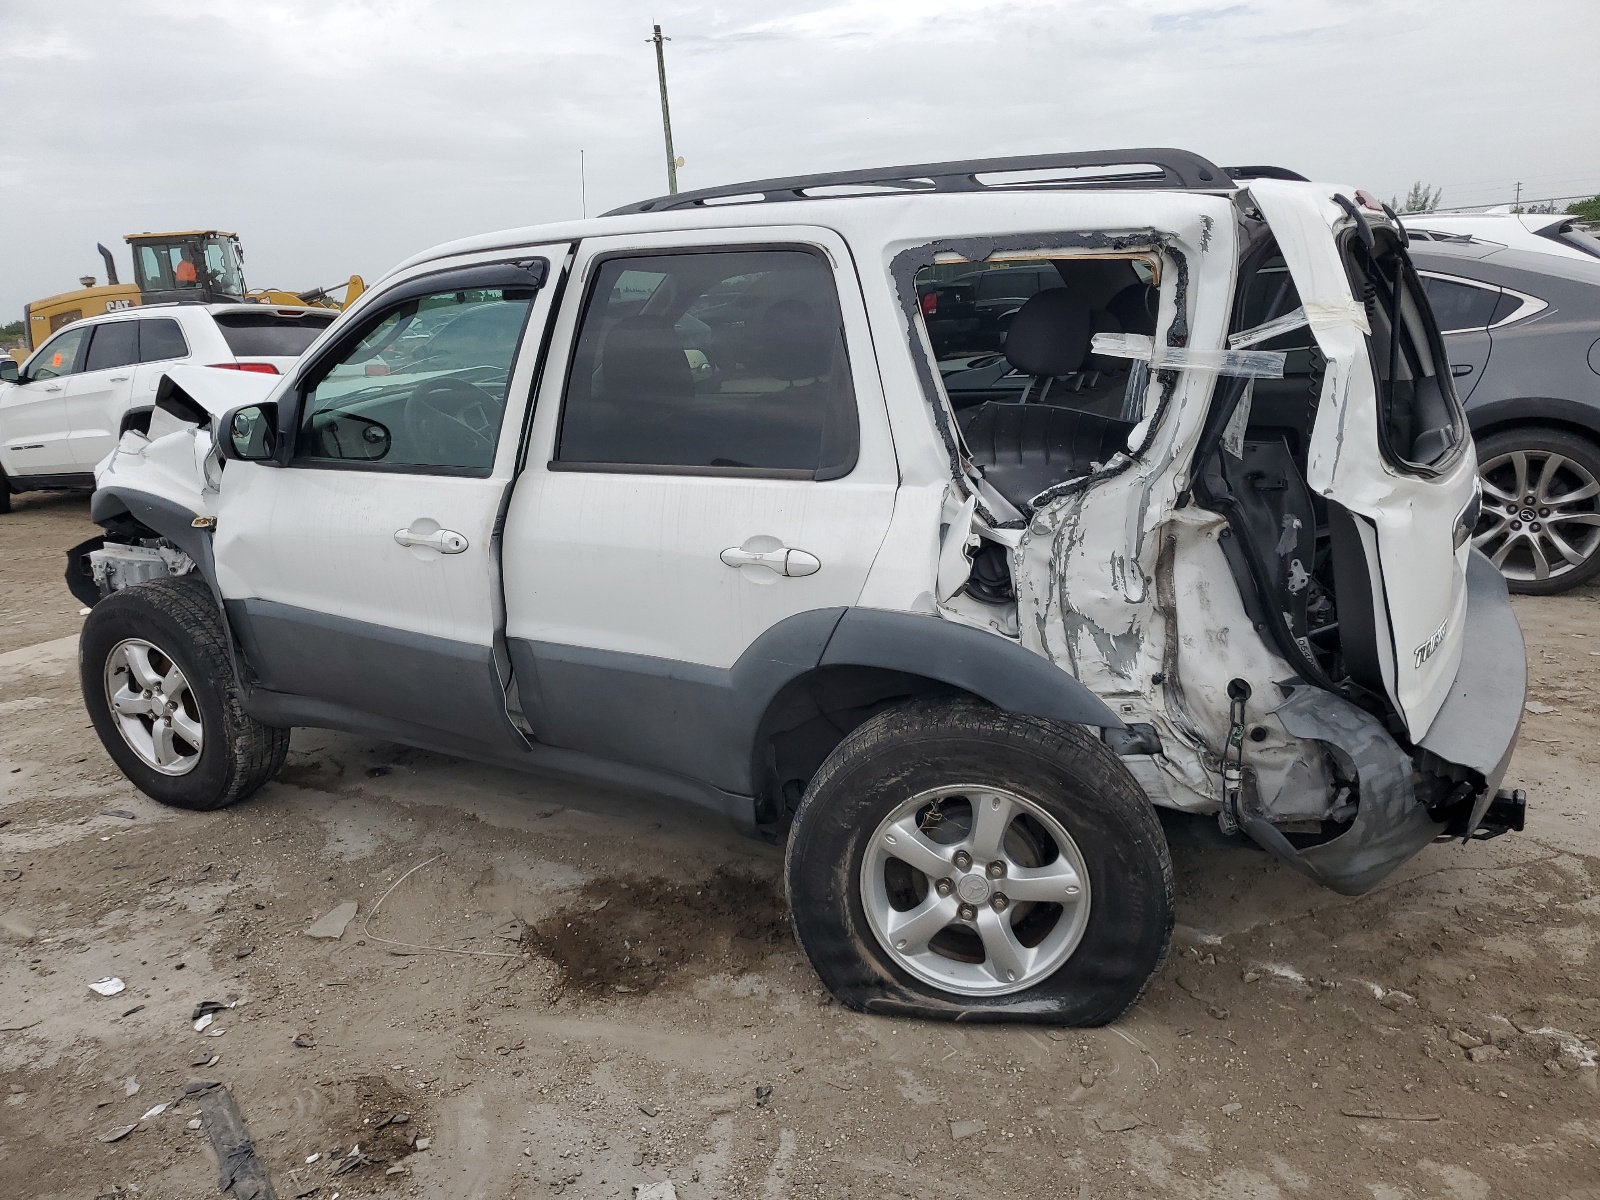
[212,250,568,750]
[501,229,900,790]
[1,323,92,478]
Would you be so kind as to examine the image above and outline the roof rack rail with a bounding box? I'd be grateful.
[606,147,1233,216]
[1225,165,1310,182]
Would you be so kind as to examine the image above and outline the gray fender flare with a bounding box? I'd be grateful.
[820,608,1124,728]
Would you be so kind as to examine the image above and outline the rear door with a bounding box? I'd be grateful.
[212,250,568,750]
[500,227,899,789]
[65,318,141,467]
[0,324,91,477]
[1418,272,1500,402]
[1250,182,1480,739]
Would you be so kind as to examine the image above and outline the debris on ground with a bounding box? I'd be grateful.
[293,1032,317,1049]
[1340,1109,1442,1122]
[89,977,125,997]
[1096,1114,1142,1133]
[139,1102,168,1120]
[192,1001,230,1022]
[305,902,358,940]
[193,1014,215,1033]
[754,1084,772,1107]
[99,809,136,820]
[123,1076,139,1097]
[187,1081,276,1199]
[635,1184,677,1200]
[98,1123,138,1143]
[949,1118,987,1140]
[3,870,22,881]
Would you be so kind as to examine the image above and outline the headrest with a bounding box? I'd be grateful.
[1003,288,1092,378]
[599,316,694,405]
[759,298,832,381]
[1107,284,1158,336]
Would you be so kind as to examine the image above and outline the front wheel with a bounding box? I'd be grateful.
[81,575,288,809]
[785,699,1173,1025]
[1474,426,1600,595]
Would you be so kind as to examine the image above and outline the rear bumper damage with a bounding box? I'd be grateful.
[1243,550,1526,896]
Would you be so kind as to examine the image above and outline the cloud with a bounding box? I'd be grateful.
[0,0,1596,319]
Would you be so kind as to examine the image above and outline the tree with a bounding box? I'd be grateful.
[1392,181,1442,214]
[1567,196,1600,223]
[0,320,24,349]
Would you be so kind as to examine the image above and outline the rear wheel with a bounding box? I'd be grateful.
[81,575,287,809]
[785,698,1173,1024]
[0,467,11,514]
[1474,427,1600,594]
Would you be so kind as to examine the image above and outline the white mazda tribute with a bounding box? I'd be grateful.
[67,150,1527,1024]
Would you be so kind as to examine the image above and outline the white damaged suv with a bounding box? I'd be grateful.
[69,150,1528,1024]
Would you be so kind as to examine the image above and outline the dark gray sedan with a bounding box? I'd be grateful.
[1408,236,1600,593]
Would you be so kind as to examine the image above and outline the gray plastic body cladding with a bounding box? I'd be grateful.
[507,607,848,795]
[243,684,757,832]
[228,598,523,751]
[1416,549,1527,829]
[821,609,1125,728]
[1245,687,1440,896]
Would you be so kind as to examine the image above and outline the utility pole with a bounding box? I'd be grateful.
[650,24,678,194]
[580,149,588,219]
[1513,181,1522,212]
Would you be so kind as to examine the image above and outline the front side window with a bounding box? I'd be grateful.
[25,325,91,380]
[83,321,140,372]
[297,285,534,472]
[1419,274,1500,332]
[555,249,858,476]
[138,318,189,363]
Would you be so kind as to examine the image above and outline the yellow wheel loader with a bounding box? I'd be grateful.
[13,231,363,359]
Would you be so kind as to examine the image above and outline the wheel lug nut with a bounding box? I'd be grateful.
[1511,520,1522,530]
[990,894,1008,912]
[1540,508,1550,517]
[935,878,953,896]
[1531,522,1542,532]
[953,851,972,871]
[958,904,977,922]
[986,861,1005,879]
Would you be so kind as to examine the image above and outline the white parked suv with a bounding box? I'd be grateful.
[0,303,334,510]
[68,150,1528,1024]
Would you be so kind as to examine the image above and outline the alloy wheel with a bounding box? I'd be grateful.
[103,638,204,776]
[1474,448,1600,584]
[859,785,1091,997]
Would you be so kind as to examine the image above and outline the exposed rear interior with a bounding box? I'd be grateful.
[918,255,1158,510]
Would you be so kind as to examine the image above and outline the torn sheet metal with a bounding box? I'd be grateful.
[1090,332,1286,378]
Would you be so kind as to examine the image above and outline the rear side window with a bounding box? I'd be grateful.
[1420,275,1500,331]
[214,312,336,358]
[555,249,858,477]
[83,321,140,372]
[139,318,189,363]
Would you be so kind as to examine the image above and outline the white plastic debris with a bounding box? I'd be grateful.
[140,1102,168,1120]
[636,1184,678,1200]
[306,901,359,940]
[193,1013,214,1033]
[89,977,126,997]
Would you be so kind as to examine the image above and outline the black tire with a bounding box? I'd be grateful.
[0,467,11,514]
[785,698,1174,1025]
[80,575,288,810]
[1475,426,1600,595]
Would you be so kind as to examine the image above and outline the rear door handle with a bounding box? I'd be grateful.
[109,375,130,382]
[1451,363,1474,377]
[721,541,821,577]
[394,526,469,554]
[45,384,62,392]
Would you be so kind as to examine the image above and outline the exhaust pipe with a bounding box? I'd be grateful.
[97,244,120,287]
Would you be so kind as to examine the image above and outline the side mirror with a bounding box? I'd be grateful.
[0,358,18,384]
[223,402,278,461]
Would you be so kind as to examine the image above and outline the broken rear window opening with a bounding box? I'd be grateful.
[1343,228,1465,473]
[913,253,1164,515]
[213,311,337,358]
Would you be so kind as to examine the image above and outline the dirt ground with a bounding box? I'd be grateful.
[1,490,1597,1200]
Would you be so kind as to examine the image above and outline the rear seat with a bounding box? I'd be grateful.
[957,288,1136,508]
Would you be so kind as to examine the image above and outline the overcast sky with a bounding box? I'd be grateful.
[2,0,1597,321]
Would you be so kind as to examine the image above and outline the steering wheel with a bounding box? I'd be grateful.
[403,378,500,466]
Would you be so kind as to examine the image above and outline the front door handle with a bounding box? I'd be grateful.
[109,375,130,382]
[1451,362,1474,377]
[720,538,821,577]
[45,384,62,393]
[394,525,469,554]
